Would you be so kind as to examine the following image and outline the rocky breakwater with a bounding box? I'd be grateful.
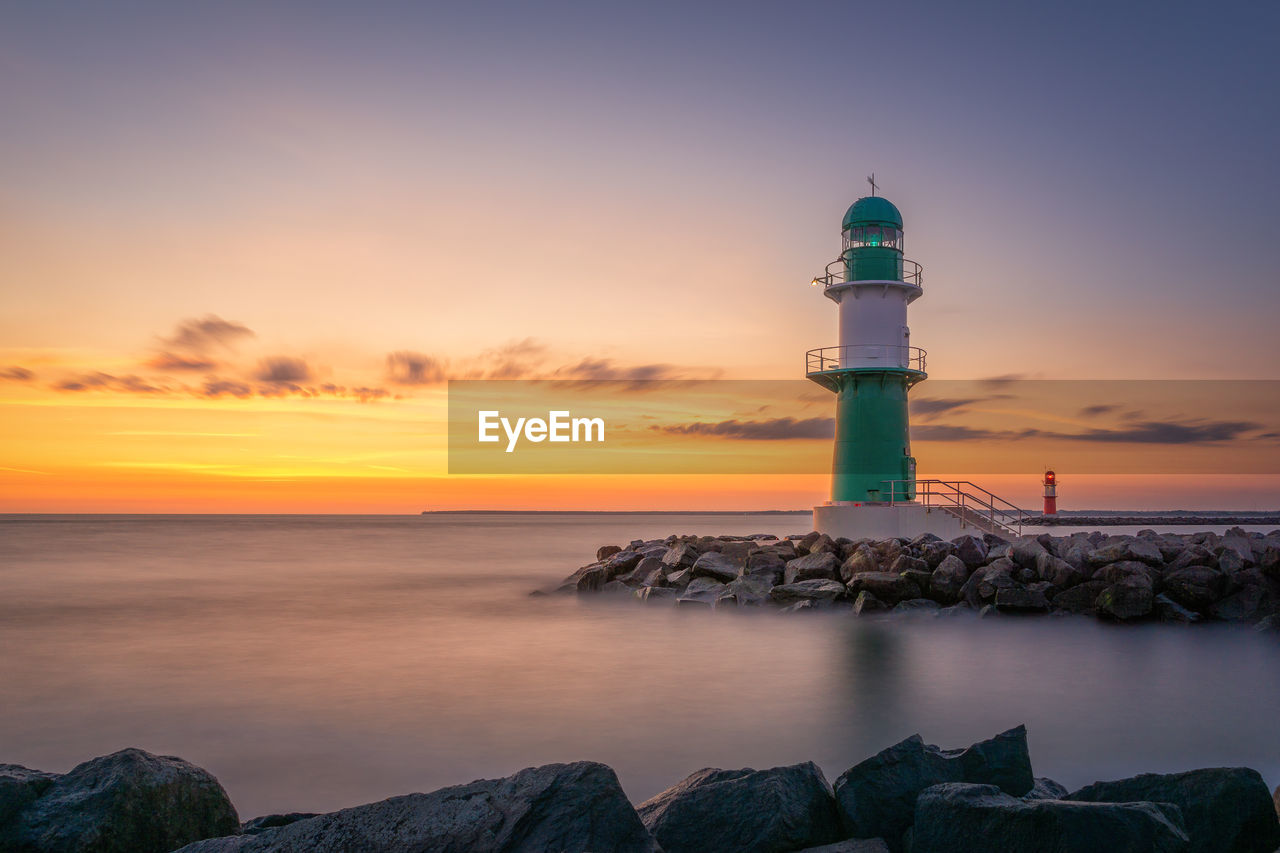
[6,726,1280,852]
[554,527,1280,628]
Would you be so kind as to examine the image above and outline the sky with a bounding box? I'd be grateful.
[1,0,1278,512]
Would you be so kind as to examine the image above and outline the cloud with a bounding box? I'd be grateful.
[255,357,311,383]
[55,372,161,393]
[1067,420,1261,444]
[1079,404,1120,417]
[201,379,253,398]
[387,351,446,385]
[147,352,216,371]
[911,424,1004,441]
[554,358,688,383]
[1,366,35,381]
[910,397,981,419]
[164,315,254,352]
[654,417,835,440]
[910,418,1264,445]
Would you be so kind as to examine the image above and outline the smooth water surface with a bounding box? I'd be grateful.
[1,513,1277,818]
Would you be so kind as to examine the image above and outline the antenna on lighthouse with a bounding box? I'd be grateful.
[866,173,878,196]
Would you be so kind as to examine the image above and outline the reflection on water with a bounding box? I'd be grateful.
[1,513,1277,818]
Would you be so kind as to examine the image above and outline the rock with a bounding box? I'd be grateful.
[847,572,921,606]
[1163,567,1225,612]
[892,598,940,615]
[175,761,655,853]
[780,599,821,613]
[597,544,623,561]
[623,557,667,588]
[785,552,841,585]
[995,585,1049,613]
[1023,776,1069,800]
[636,762,840,853]
[1071,767,1280,853]
[808,533,837,556]
[241,813,318,835]
[1087,536,1164,568]
[919,541,956,569]
[661,543,699,569]
[680,577,728,602]
[690,552,740,583]
[839,544,880,583]
[1211,584,1265,622]
[666,568,692,588]
[604,550,645,578]
[1097,577,1155,620]
[1256,614,1280,632]
[1220,529,1257,565]
[792,839,890,853]
[888,554,928,575]
[726,573,775,606]
[852,591,887,615]
[770,580,847,606]
[3,748,239,853]
[911,783,1189,853]
[1009,536,1047,570]
[0,765,58,826]
[1168,544,1219,572]
[832,726,1033,851]
[1059,536,1093,569]
[636,586,680,603]
[1093,560,1155,586]
[1154,593,1202,623]
[1037,552,1083,589]
[745,550,786,582]
[952,535,988,568]
[1051,579,1110,615]
[797,531,823,554]
[928,555,970,604]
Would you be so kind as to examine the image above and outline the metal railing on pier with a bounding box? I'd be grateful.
[882,479,1027,538]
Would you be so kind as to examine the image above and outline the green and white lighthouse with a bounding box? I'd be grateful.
[808,184,934,538]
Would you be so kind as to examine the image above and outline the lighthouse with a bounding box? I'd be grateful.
[807,185,971,538]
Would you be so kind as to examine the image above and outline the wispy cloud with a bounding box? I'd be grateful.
[653,417,835,440]
[0,366,35,381]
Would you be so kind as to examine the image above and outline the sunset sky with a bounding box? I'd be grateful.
[2,1,1278,512]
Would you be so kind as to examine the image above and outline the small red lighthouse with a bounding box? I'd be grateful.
[1043,470,1058,516]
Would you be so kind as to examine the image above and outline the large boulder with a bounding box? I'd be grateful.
[839,545,880,583]
[690,552,740,583]
[1051,579,1110,615]
[1087,536,1164,568]
[175,761,655,853]
[1070,767,1280,853]
[785,552,841,585]
[2,748,239,853]
[846,573,921,606]
[636,762,840,853]
[952,535,988,568]
[770,580,847,606]
[832,726,1032,852]
[1211,585,1266,622]
[1167,544,1219,572]
[1162,567,1225,612]
[1097,574,1155,620]
[1036,552,1083,589]
[661,543,699,569]
[793,840,891,853]
[911,783,1189,853]
[0,765,58,826]
[928,555,970,604]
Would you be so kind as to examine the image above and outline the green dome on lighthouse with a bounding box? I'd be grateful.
[842,196,903,231]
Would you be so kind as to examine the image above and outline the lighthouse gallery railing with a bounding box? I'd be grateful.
[806,345,927,375]
[810,257,923,288]
[882,479,1028,537]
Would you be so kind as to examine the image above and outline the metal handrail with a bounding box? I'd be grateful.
[881,479,1027,537]
[806,345,927,374]
[810,257,923,288]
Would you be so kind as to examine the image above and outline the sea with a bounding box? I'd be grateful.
[1,512,1277,819]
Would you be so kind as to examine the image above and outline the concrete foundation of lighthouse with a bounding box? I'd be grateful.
[813,502,973,540]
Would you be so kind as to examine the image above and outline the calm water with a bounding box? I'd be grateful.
[1,513,1277,819]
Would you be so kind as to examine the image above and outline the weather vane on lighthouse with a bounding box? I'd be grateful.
[866,173,878,196]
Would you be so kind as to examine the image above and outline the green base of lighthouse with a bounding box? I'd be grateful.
[814,368,922,503]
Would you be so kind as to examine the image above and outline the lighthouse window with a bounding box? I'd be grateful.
[844,226,903,250]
